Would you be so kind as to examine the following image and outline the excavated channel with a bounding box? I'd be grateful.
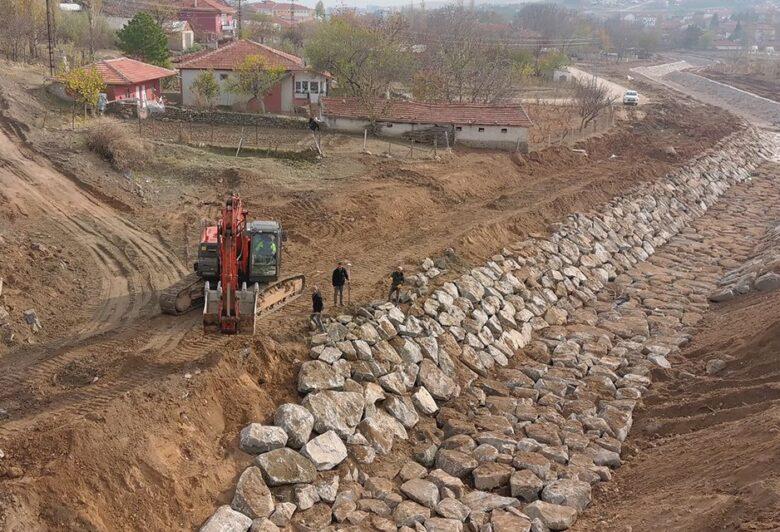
[198,130,778,531]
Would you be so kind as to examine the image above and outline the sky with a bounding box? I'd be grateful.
[251,0,537,8]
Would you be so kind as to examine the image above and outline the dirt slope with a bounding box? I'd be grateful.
[575,288,780,531]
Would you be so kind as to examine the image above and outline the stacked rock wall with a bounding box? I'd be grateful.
[200,128,776,532]
[710,221,780,301]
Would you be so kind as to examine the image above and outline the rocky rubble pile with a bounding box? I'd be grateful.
[710,222,780,301]
[201,129,775,532]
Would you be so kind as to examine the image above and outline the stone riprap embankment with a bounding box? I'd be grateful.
[200,129,777,532]
[633,61,780,127]
[631,61,691,79]
[664,71,780,126]
[709,220,780,302]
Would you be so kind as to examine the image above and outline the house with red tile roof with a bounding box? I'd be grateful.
[178,39,329,114]
[87,57,177,105]
[321,97,533,151]
[176,0,236,43]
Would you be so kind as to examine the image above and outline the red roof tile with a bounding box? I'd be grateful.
[176,0,236,14]
[88,57,177,85]
[177,39,306,71]
[322,98,534,128]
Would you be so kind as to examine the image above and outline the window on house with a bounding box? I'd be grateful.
[385,123,393,128]
[501,128,508,133]
[309,81,319,93]
[455,126,462,131]
[295,81,309,94]
[219,73,228,81]
[478,127,485,132]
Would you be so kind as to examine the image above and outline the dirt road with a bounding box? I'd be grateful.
[566,66,645,104]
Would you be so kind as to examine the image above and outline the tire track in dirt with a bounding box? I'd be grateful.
[0,110,224,438]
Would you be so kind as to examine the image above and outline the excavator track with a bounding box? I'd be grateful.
[256,274,306,318]
[159,272,204,315]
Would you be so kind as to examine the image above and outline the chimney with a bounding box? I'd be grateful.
[194,0,198,6]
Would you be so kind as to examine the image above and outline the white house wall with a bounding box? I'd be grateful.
[281,76,294,112]
[181,69,251,107]
[456,124,527,150]
[324,117,527,150]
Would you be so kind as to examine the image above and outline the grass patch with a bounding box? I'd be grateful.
[85,118,147,171]
[192,143,320,163]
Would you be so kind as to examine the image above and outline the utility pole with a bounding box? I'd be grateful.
[45,0,54,76]
[237,0,242,39]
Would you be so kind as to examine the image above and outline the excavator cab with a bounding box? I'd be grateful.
[247,221,282,282]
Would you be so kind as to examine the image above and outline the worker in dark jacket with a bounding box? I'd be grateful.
[389,266,405,304]
[311,285,325,331]
[332,262,349,306]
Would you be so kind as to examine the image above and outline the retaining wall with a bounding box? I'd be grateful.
[152,106,308,129]
[199,128,776,532]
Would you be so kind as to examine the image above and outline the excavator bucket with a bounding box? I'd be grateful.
[235,283,259,335]
[203,282,258,335]
[202,281,221,334]
[202,276,305,335]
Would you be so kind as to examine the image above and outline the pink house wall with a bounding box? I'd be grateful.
[106,79,162,102]
[179,10,233,37]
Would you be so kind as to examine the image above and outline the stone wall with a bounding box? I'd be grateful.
[710,219,780,301]
[199,128,776,532]
[664,71,780,126]
[152,106,308,129]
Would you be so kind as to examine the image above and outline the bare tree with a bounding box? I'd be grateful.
[415,6,519,103]
[80,0,102,58]
[573,78,615,131]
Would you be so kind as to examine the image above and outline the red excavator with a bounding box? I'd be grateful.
[160,194,305,335]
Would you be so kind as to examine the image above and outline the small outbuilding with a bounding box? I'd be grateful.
[88,57,177,105]
[321,97,533,151]
[164,20,195,52]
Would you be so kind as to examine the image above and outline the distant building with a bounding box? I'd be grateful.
[245,1,315,24]
[321,97,533,151]
[175,0,236,43]
[164,21,196,52]
[713,40,742,51]
[178,39,330,113]
[86,57,176,105]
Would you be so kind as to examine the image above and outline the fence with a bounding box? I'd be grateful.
[136,117,445,161]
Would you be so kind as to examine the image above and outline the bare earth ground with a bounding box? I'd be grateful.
[0,59,757,530]
[576,288,780,531]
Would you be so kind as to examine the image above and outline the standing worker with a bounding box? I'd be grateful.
[311,285,325,331]
[388,266,405,304]
[332,261,349,307]
[309,116,323,156]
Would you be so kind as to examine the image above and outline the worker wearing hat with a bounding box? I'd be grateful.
[388,266,405,305]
